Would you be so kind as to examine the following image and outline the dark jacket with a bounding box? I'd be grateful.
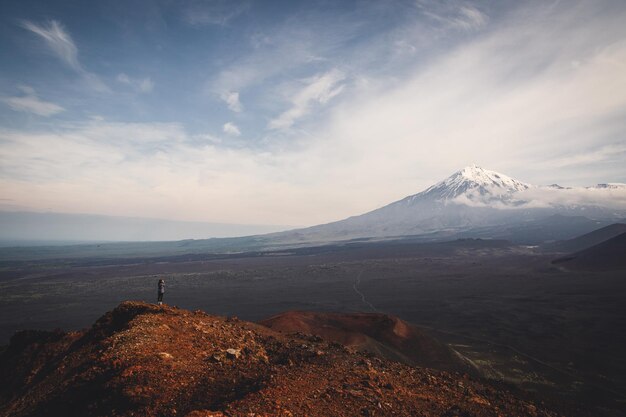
[158,281,165,294]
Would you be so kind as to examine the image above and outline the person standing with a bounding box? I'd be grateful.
[157,279,165,305]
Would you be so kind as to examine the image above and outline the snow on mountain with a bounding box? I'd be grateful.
[422,164,530,199]
[397,166,626,211]
[403,164,531,207]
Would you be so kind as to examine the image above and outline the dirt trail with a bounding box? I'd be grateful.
[352,269,379,313]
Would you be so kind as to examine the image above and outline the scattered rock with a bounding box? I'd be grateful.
[210,353,223,362]
[158,352,173,360]
[226,348,242,359]
[185,410,225,417]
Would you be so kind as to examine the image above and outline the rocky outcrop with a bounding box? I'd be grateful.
[0,302,568,416]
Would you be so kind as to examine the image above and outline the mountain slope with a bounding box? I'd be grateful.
[0,302,568,417]
[544,223,626,253]
[553,232,626,271]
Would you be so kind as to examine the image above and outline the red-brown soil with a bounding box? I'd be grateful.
[260,311,469,372]
[0,302,568,417]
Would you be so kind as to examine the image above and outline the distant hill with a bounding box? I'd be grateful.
[553,232,626,271]
[0,302,563,417]
[260,311,470,373]
[544,223,626,253]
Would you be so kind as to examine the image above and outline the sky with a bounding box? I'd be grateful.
[1,0,626,228]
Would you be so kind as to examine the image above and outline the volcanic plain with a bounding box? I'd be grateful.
[1,239,624,416]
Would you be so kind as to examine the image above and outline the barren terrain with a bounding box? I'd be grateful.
[1,301,572,417]
[1,240,624,415]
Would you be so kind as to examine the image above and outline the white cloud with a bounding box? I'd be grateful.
[222,122,241,136]
[181,0,249,26]
[0,121,319,224]
[453,5,488,30]
[220,91,243,112]
[17,85,36,95]
[21,20,80,70]
[517,186,626,210]
[1,87,65,116]
[540,143,626,169]
[192,133,223,144]
[418,1,488,31]
[117,73,154,93]
[21,20,108,92]
[116,73,131,84]
[268,69,345,130]
[205,12,362,97]
[446,183,626,211]
[139,78,154,93]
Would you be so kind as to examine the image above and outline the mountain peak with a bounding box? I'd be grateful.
[456,165,521,184]
[461,163,483,173]
[420,166,531,201]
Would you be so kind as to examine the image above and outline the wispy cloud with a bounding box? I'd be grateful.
[117,73,154,93]
[181,0,249,26]
[205,11,362,100]
[20,20,80,70]
[541,143,626,169]
[1,86,65,116]
[220,91,243,112]
[222,122,241,136]
[268,69,345,130]
[20,20,108,92]
[0,121,296,223]
[417,0,488,31]
[297,1,626,196]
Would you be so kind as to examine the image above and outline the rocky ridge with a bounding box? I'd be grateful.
[0,302,572,417]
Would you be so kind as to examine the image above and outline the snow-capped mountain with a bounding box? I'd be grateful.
[271,165,626,244]
[378,165,626,213]
[401,164,531,208]
[418,164,530,201]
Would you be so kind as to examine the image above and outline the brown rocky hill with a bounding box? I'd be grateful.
[260,311,469,373]
[0,301,566,417]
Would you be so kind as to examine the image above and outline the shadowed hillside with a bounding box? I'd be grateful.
[544,223,626,253]
[553,232,626,271]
